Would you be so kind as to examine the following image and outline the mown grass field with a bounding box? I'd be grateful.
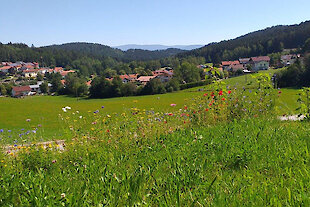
[0,70,309,206]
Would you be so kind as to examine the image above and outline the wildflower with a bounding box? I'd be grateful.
[94,110,99,113]
[228,90,231,94]
[62,108,67,112]
[101,106,105,108]
[170,103,176,107]
[26,119,31,122]
[65,106,71,110]
[203,93,208,97]
[61,193,66,198]
[0,129,3,133]
[79,116,83,119]
[249,90,252,93]
[92,122,97,125]
[107,115,111,118]
[205,108,209,111]
[106,129,110,133]
[52,160,57,163]
[219,91,223,96]
[37,124,42,127]
[278,91,282,94]
[222,98,226,101]
[168,113,173,116]
[32,130,36,133]
[8,130,11,132]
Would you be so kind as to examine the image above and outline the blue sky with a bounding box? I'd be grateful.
[1,0,310,47]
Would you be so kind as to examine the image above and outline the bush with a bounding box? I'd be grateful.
[179,79,212,90]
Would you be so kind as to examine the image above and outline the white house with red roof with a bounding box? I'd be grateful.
[221,60,240,70]
[11,86,32,97]
[137,76,156,85]
[22,69,39,78]
[249,56,270,71]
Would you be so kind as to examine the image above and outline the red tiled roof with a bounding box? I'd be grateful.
[86,80,92,86]
[221,60,240,66]
[0,66,12,70]
[12,86,31,92]
[24,65,34,69]
[60,70,75,76]
[137,76,156,82]
[54,67,63,72]
[230,64,244,71]
[251,56,270,62]
[23,69,39,73]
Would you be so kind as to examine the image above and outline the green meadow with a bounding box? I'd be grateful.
[0,70,309,206]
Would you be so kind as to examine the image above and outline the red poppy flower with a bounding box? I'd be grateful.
[219,91,223,95]
[222,98,226,101]
[228,90,231,94]
[106,129,110,133]
[184,106,188,110]
[203,93,208,97]
[205,108,209,111]
[278,91,282,94]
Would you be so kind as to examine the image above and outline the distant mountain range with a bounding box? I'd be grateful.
[114,44,204,51]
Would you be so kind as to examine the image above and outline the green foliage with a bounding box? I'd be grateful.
[297,87,310,117]
[39,82,49,94]
[141,78,166,95]
[0,84,7,96]
[64,73,88,97]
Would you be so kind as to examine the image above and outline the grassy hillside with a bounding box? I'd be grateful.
[0,70,301,144]
[0,70,309,206]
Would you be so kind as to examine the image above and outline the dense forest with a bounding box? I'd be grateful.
[178,21,310,63]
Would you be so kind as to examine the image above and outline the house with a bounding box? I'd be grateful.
[22,69,39,78]
[12,86,32,97]
[137,76,156,85]
[119,74,138,83]
[155,72,173,82]
[86,80,92,87]
[221,60,240,70]
[229,64,244,72]
[249,56,270,71]
[60,70,75,77]
[281,54,300,66]
[0,66,12,73]
[239,58,251,68]
[29,81,52,94]
[54,67,64,73]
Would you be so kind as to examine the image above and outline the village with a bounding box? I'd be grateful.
[0,53,300,98]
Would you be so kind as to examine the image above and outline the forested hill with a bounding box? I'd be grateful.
[43,42,185,61]
[178,21,310,63]
[43,42,124,59]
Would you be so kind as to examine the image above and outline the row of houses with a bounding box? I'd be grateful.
[11,81,53,97]
[221,56,271,72]
[102,68,174,86]
[0,62,75,78]
[221,54,300,72]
